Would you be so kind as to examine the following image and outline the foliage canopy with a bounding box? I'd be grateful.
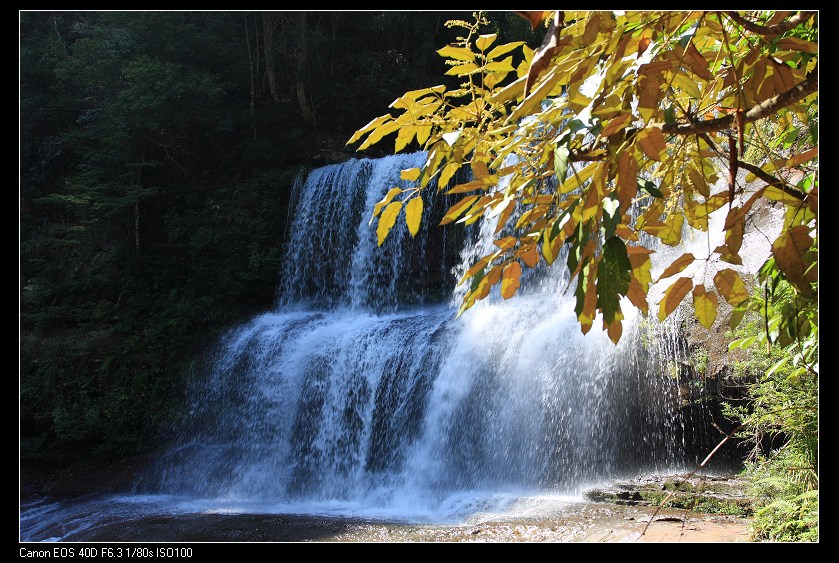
[350,10,818,345]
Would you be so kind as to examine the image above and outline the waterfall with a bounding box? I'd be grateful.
[146,152,730,520]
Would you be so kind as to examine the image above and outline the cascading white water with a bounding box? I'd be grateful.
[140,151,724,521]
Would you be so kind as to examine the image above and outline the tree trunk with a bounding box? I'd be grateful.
[244,14,257,135]
[295,12,313,121]
[263,12,281,102]
[134,201,140,253]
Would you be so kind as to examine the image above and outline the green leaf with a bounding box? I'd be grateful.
[405,197,423,237]
[554,145,570,184]
[597,237,631,324]
[728,335,757,350]
[639,180,663,198]
[377,201,403,246]
[602,195,621,240]
[766,356,790,377]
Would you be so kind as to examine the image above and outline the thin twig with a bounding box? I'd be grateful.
[724,11,816,36]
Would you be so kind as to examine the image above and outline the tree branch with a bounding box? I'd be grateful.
[724,11,816,35]
[663,66,818,137]
[736,160,808,202]
[700,133,809,202]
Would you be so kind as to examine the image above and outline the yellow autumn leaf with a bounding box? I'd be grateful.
[606,318,623,345]
[439,195,479,225]
[658,276,693,321]
[713,268,749,306]
[579,277,597,334]
[657,252,695,281]
[377,201,403,246]
[437,45,475,61]
[635,126,667,161]
[776,37,818,54]
[692,285,718,329]
[617,151,638,212]
[476,33,497,51]
[446,62,480,76]
[493,199,516,234]
[394,125,416,153]
[500,261,522,299]
[472,159,490,179]
[520,246,540,268]
[487,41,525,60]
[446,179,485,195]
[438,162,461,191]
[357,120,400,151]
[400,168,421,182]
[626,276,649,314]
[493,236,518,250]
[601,112,633,137]
[687,167,709,198]
[372,187,403,222]
[486,56,514,73]
[659,214,684,246]
[404,197,423,237]
[347,114,391,146]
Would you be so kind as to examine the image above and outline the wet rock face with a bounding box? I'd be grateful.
[584,474,754,517]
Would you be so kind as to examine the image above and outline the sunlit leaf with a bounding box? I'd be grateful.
[617,151,638,212]
[658,277,693,321]
[713,268,749,306]
[486,56,515,72]
[476,33,498,51]
[520,246,540,267]
[687,167,709,198]
[635,126,667,161]
[405,197,423,237]
[348,114,391,146]
[692,285,718,329]
[659,214,684,246]
[601,112,633,137]
[554,145,570,183]
[400,168,421,182]
[772,225,815,293]
[439,195,479,225]
[487,41,525,60]
[377,201,403,246]
[500,261,522,299]
[657,252,695,281]
[372,187,403,222]
[442,131,462,147]
[437,45,475,61]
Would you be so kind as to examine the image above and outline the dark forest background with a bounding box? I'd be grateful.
[20,11,537,461]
